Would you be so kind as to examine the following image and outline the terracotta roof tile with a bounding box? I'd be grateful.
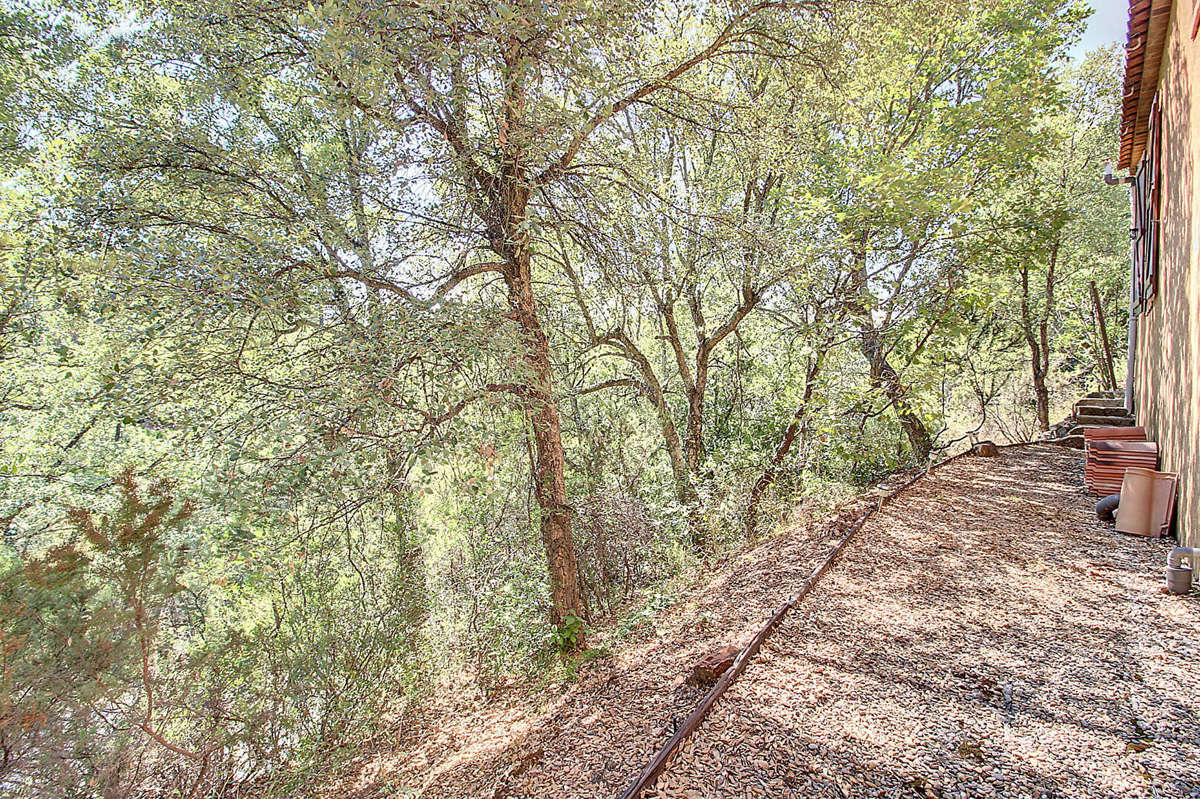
[1118,0,1173,169]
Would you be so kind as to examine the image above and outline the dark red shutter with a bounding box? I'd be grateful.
[1131,95,1162,311]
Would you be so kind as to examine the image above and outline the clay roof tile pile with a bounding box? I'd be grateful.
[1085,433,1158,497]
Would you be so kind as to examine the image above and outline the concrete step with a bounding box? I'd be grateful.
[1075,414,1135,427]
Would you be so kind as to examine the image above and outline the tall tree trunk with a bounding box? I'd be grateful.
[683,385,705,475]
[1090,280,1118,391]
[745,351,824,535]
[1027,341,1050,432]
[1020,302,1051,432]
[608,332,704,545]
[656,300,712,547]
[470,39,586,640]
[650,386,702,535]
[860,327,933,460]
[507,257,585,632]
[494,164,585,635]
[846,244,932,461]
[1019,247,1055,434]
[658,413,693,502]
[683,371,708,543]
[508,286,583,628]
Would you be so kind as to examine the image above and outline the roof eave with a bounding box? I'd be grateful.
[1118,0,1173,170]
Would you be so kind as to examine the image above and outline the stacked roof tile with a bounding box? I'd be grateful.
[1086,433,1159,496]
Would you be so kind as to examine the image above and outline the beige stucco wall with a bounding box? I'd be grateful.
[1135,0,1200,550]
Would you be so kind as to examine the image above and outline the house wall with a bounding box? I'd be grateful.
[1135,0,1200,551]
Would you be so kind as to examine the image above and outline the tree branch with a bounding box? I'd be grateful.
[537,1,822,184]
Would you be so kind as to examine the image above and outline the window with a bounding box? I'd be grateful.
[1131,96,1162,311]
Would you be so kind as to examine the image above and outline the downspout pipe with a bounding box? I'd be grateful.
[1124,221,1138,415]
[1166,547,1197,594]
[1104,163,1138,414]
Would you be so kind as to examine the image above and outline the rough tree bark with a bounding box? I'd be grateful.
[745,347,825,535]
[846,243,933,461]
[1090,280,1118,391]
[859,327,933,460]
[1019,242,1056,433]
[503,239,585,630]
[437,2,821,613]
[573,274,763,548]
[485,51,586,631]
[626,338,702,525]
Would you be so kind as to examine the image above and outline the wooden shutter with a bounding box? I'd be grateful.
[1131,96,1162,311]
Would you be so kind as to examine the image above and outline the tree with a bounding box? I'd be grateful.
[64,0,845,634]
[795,0,1084,458]
[1,472,199,796]
[559,82,826,544]
[980,45,1127,431]
[0,1,1124,794]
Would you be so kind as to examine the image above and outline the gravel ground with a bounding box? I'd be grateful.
[316,446,1200,799]
[653,446,1200,799]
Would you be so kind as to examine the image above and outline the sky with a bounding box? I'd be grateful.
[1071,1,1128,59]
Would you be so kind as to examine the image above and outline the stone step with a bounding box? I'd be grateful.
[1074,404,1130,418]
[1067,424,1141,438]
[1075,414,1135,427]
[1075,397,1126,410]
[1085,390,1123,399]
[1048,434,1085,449]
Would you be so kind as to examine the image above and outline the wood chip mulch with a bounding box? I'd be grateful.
[652,446,1200,799]
[316,446,1200,799]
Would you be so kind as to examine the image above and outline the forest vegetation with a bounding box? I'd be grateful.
[0,0,1129,796]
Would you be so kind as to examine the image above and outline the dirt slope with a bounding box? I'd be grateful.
[316,446,1200,799]
[315,479,866,798]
